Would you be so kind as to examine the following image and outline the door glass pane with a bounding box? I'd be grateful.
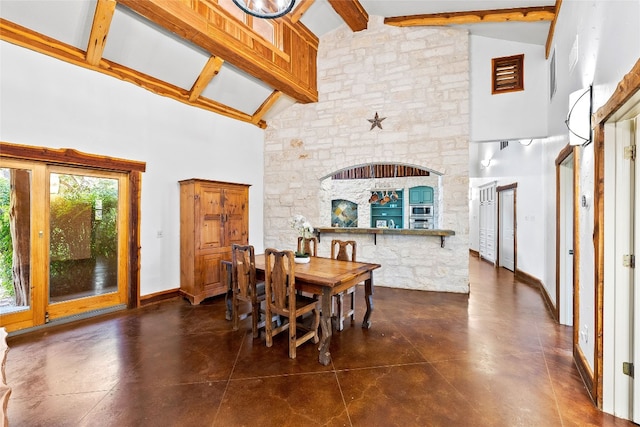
[0,167,31,314]
[49,173,118,303]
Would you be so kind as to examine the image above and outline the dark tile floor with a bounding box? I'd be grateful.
[6,256,636,426]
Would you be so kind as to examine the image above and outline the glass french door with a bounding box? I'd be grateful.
[45,166,128,322]
[0,160,42,331]
[0,160,129,332]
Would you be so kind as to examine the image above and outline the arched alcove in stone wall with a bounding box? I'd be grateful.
[319,162,444,229]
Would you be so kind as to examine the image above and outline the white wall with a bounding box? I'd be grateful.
[470,1,639,393]
[468,0,640,414]
[470,36,548,142]
[540,135,569,308]
[468,32,556,287]
[0,41,266,297]
[548,0,640,385]
[469,139,551,285]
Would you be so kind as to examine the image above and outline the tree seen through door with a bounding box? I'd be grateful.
[0,169,119,311]
[48,172,119,303]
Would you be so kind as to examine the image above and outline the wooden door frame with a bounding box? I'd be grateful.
[555,145,577,323]
[0,142,146,312]
[496,183,517,272]
[593,59,640,408]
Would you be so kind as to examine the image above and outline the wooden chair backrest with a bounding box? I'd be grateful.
[297,236,318,256]
[330,240,357,262]
[265,248,296,312]
[232,244,256,299]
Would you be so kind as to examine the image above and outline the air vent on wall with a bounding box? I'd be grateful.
[492,54,524,94]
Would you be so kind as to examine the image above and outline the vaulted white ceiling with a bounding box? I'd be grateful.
[0,0,557,127]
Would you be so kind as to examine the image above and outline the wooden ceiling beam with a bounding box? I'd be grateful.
[545,0,562,59]
[86,0,116,66]
[289,0,315,24]
[0,19,264,128]
[117,0,317,104]
[189,55,224,102]
[251,90,282,125]
[384,6,556,27]
[328,0,368,32]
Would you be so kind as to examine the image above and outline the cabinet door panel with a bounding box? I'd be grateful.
[409,186,433,204]
[223,187,247,246]
[423,188,433,203]
[201,219,222,248]
[201,187,223,216]
[409,191,421,204]
[198,186,223,249]
[223,189,247,216]
[200,253,222,288]
[226,217,246,246]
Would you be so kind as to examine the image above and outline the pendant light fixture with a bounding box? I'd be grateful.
[232,0,296,19]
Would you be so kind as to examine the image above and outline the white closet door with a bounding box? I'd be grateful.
[479,183,497,263]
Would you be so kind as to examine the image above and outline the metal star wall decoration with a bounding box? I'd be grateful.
[367,112,386,130]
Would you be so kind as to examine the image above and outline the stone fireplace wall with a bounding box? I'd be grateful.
[263,17,470,292]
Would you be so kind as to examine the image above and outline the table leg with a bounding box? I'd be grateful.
[362,277,374,329]
[318,287,333,366]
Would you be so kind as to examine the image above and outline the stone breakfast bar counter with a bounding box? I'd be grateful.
[312,227,465,293]
[316,227,456,248]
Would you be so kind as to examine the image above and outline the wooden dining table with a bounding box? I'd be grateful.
[254,254,381,366]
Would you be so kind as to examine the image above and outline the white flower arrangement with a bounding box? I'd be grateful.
[289,214,314,239]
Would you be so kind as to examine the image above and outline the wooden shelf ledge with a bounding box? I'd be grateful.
[316,227,455,247]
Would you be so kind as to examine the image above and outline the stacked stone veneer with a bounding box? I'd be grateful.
[264,17,470,293]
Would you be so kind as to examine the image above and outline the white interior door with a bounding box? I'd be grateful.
[610,117,635,419]
[603,97,640,420]
[499,189,515,271]
[632,116,640,423]
[479,182,497,264]
[559,155,574,326]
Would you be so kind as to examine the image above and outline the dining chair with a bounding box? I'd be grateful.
[331,239,357,331]
[264,248,320,359]
[297,236,318,256]
[231,244,266,338]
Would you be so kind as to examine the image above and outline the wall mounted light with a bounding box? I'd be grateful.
[519,139,533,146]
[566,85,593,146]
[232,0,295,19]
[480,158,492,169]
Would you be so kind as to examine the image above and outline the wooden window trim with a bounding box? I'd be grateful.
[492,54,524,94]
[1,141,145,308]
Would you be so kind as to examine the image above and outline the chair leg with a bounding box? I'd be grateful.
[349,287,356,324]
[265,305,273,348]
[289,313,297,359]
[232,295,239,331]
[251,301,260,338]
[336,293,345,331]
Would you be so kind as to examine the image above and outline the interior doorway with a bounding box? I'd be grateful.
[592,60,640,417]
[497,184,516,272]
[0,144,145,333]
[556,147,575,326]
[603,111,639,420]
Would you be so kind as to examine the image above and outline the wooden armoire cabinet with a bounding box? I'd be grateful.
[179,179,249,305]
